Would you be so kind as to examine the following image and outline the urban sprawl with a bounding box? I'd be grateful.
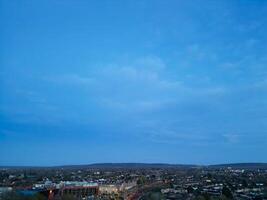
[0,164,267,200]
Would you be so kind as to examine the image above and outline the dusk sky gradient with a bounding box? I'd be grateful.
[1,0,267,166]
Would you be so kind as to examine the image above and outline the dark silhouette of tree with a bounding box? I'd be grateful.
[61,194,78,200]
[187,185,194,193]
[222,186,233,199]
[242,179,248,187]
[137,176,146,186]
[1,192,46,200]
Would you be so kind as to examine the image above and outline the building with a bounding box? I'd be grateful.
[59,181,99,198]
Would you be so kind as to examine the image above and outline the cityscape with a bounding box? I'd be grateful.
[0,163,267,200]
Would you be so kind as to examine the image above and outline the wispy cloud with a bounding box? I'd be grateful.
[44,74,95,86]
[222,133,240,144]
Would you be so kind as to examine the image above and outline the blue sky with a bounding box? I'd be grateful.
[1,0,267,166]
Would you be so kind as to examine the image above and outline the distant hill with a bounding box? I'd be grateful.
[56,163,198,169]
[1,163,267,170]
[56,163,267,170]
[0,163,197,170]
[208,163,267,169]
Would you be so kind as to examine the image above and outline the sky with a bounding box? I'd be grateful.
[0,0,267,166]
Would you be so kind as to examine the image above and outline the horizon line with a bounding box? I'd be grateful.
[1,162,267,168]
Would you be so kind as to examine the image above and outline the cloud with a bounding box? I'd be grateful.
[222,133,240,144]
[44,74,95,86]
[45,56,226,97]
[41,55,227,115]
[2,55,246,145]
[222,133,267,147]
[253,78,267,89]
[143,128,211,144]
